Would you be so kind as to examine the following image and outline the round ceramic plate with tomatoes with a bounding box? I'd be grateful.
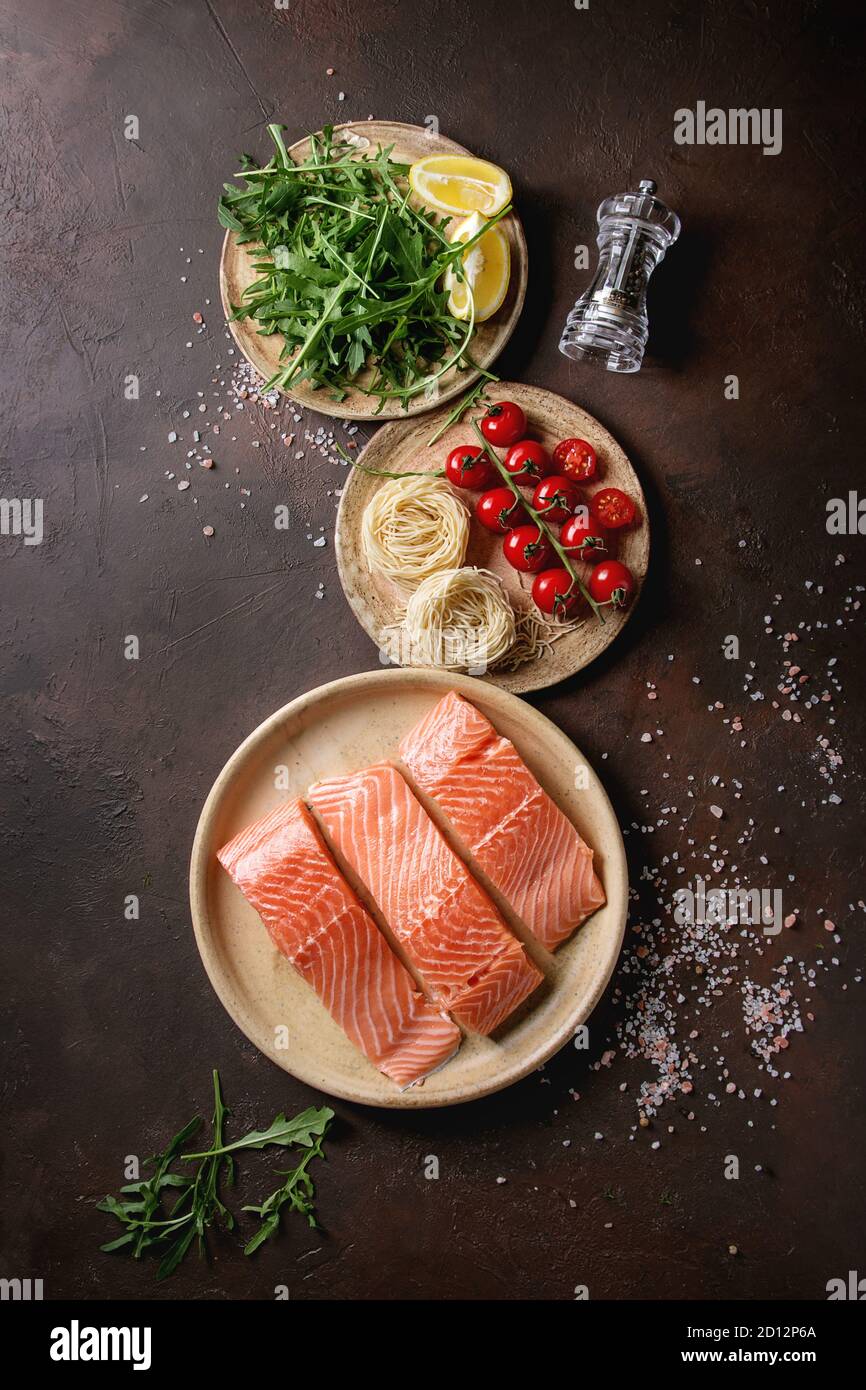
[335,382,650,694]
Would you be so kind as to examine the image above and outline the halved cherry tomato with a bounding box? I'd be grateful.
[475,487,529,534]
[480,400,527,447]
[531,567,581,618]
[560,511,607,562]
[589,560,635,608]
[553,437,597,482]
[502,439,551,484]
[531,474,581,523]
[502,524,553,573]
[445,445,494,490]
[591,487,636,529]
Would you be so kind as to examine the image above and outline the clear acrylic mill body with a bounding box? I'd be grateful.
[559,180,681,373]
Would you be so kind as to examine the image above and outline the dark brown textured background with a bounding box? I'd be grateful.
[2,0,864,1302]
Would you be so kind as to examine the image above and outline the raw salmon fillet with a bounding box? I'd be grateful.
[217,798,460,1087]
[308,763,542,1035]
[399,692,605,950]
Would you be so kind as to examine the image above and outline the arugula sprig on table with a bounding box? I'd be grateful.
[241,1137,328,1254]
[97,1071,334,1279]
[219,123,510,410]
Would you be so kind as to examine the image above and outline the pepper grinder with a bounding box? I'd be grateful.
[559,179,681,373]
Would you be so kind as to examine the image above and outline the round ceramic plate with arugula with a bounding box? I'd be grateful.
[218,121,528,420]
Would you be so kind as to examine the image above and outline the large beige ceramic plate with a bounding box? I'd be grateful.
[336,383,650,694]
[219,121,528,420]
[189,670,627,1109]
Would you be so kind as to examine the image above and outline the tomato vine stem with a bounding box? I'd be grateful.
[471,422,605,623]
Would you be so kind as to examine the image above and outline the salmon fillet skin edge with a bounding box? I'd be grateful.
[308,763,542,1035]
[217,798,461,1088]
[399,692,606,951]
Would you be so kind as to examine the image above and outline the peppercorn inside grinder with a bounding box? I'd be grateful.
[559,180,681,373]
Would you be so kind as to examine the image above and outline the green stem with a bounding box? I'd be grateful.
[426,373,498,447]
[335,441,444,479]
[471,423,605,624]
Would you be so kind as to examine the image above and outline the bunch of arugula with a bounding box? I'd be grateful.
[218,123,510,410]
[97,1071,333,1279]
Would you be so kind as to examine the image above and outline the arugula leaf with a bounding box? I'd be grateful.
[182,1105,334,1160]
[218,122,508,407]
[97,1077,334,1279]
[242,1133,329,1254]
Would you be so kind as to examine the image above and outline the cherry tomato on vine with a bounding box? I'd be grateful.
[589,560,635,608]
[531,567,581,618]
[553,437,597,482]
[480,400,527,447]
[560,511,607,562]
[502,439,551,484]
[531,474,581,523]
[591,487,636,529]
[444,445,494,490]
[475,487,529,534]
[502,524,553,574]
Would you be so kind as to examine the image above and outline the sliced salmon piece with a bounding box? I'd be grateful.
[399,692,605,951]
[218,798,460,1088]
[447,940,544,1035]
[308,763,542,1035]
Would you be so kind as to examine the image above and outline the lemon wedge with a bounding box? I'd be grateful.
[409,154,512,217]
[443,212,510,322]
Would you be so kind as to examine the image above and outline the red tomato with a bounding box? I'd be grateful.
[531,475,581,523]
[502,439,551,484]
[591,487,636,529]
[531,567,581,618]
[475,487,529,534]
[589,560,635,608]
[480,400,527,447]
[444,445,494,490]
[560,511,607,562]
[553,437,597,482]
[502,524,553,574]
